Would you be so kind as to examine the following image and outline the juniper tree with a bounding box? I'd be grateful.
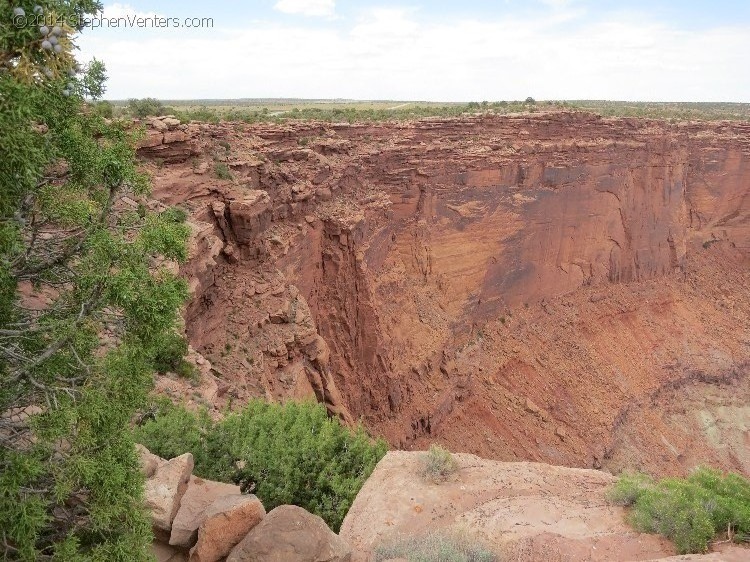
[1,2,189,559]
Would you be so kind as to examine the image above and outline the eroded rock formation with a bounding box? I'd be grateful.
[140,111,750,476]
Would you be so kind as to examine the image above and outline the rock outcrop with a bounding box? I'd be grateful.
[340,451,748,562]
[137,446,347,562]
[170,477,241,548]
[140,111,750,477]
[138,446,265,560]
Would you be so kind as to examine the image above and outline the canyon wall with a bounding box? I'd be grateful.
[141,112,750,477]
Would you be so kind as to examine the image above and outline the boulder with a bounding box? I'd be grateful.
[144,453,194,534]
[162,117,182,129]
[189,494,265,562]
[169,475,241,548]
[138,129,164,148]
[136,444,164,478]
[227,505,351,562]
[150,118,168,132]
[164,130,190,144]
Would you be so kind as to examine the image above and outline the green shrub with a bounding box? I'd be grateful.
[150,332,197,381]
[609,467,750,554]
[127,97,165,118]
[92,100,114,118]
[214,162,233,180]
[133,400,387,531]
[375,530,496,562]
[134,401,212,466]
[421,444,459,483]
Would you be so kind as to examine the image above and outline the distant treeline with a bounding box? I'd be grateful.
[98,97,750,124]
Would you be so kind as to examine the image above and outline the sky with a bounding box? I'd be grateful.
[75,0,750,102]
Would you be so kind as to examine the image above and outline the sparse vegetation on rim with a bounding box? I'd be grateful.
[374,530,497,562]
[115,98,750,124]
[420,444,460,484]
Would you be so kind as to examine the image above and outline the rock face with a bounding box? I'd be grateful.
[227,505,351,562]
[340,451,747,562]
[142,112,750,476]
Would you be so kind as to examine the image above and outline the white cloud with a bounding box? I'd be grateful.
[274,0,335,17]
[100,3,163,20]
[77,7,750,102]
[540,0,574,9]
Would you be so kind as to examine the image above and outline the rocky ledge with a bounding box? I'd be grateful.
[137,445,351,562]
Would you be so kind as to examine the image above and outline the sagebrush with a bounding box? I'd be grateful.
[421,444,459,483]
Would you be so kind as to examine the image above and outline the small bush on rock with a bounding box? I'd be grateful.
[608,467,750,554]
[375,530,496,562]
[133,400,387,532]
[421,444,459,483]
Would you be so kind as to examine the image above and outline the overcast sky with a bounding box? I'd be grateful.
[76,0,750,102]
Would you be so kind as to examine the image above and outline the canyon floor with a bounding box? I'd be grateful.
[140,110,750,480]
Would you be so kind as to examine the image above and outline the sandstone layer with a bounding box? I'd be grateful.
[340,451,749,562]
[140,111,750,476]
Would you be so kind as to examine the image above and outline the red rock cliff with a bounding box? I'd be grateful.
[142,112,750,477]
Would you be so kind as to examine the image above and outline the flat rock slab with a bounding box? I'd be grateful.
[340,451,674,562]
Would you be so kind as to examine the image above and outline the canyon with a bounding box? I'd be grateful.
[140,111,750,479]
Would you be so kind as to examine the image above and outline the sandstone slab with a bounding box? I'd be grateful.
[340,451,673,562]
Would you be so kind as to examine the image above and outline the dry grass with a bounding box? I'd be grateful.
[420,444,459,483]
[375,530,497,562]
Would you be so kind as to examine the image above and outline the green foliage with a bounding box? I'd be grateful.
[420,444,459,483]
[172,105,221,124]
[134,400,388,532]
[1,4,189,559]
[567,100,750,121]
[151,332,198,381]
[608,468,750,554]
[214,162,233,180]
[134,400,212,465]
[374,530,496,562]
[127,97,166,118]
[91,100,114,119]
[131,100,549,125]
[82,58,107,100]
